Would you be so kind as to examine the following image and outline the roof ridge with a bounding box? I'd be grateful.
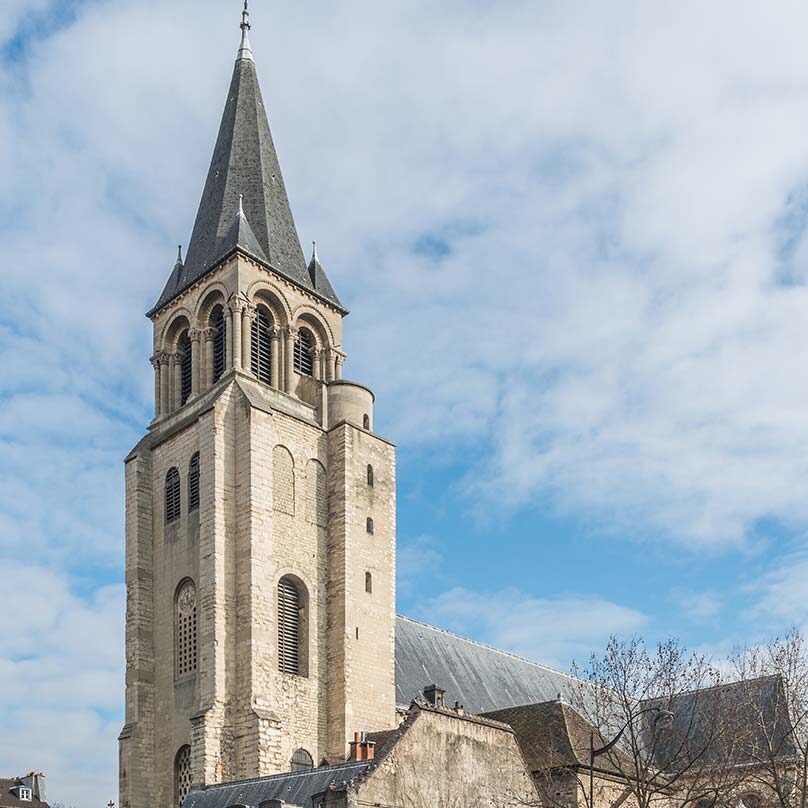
[395,613,585,686]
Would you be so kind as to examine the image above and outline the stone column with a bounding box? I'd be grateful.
[242,304,254,375]
[284,326,298,394]
[189,328,202,397]
[151,354,162,418]
[334,353,344,380]
[269,327,281,389]
[170,352,182,412]
[203,327,216,388]
[159,353,170,416]
[225,309,233,371]
[312,347,322,382]
[230,298,244,370]
[325,349,336,382]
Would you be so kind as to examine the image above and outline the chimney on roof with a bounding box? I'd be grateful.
[453,701,465,717]
[423,684,445,708]
[21,774,46,803]
[348,731,376,762]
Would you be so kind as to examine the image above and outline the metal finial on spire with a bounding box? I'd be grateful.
[237,0,254,62]
[312,240,318,262]
[238,194,245,217]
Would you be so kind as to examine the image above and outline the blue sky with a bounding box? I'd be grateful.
[5,0,808,805]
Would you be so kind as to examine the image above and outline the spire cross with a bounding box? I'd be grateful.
[241,0,250,33]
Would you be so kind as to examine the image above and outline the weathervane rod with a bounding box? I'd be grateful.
[237,0,254,62]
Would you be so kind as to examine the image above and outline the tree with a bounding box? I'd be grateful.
[521,635,749,808]
[731,629,808,808]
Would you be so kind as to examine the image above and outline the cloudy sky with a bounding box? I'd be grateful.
[4,0,808,804]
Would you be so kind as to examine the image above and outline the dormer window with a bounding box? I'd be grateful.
[13,787,32,801]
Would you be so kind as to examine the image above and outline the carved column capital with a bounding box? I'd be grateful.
[151,351,170,369]
[201,327,218,342]
[188,328,203,343]
[268,325,281,341]
[285,325,299,339]
[229,296,247,315]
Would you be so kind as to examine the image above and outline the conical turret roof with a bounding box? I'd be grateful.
[150,7,343,315]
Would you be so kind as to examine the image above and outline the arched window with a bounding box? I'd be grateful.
[165,467,181,524]
[278,576,302,675]
[294,328,314,376]
[367,464,374,487]
[365,572,373,593]
[251,305,273,385]
[363,414,370,430]
[210,305,226,383]
[366,517,374,535]
[290,748,313,773]
[175,579,197,677]
[178,331,192,406]
[188,453,200,512]
[174,745,191,808]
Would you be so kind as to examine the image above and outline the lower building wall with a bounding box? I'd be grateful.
[353,706,537,808]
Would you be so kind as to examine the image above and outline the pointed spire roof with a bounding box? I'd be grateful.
[307,241,340,302]
[150,4,344,316]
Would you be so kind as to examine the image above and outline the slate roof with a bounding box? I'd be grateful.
[151,24,343,316]
[182,762,369,808]
[642,674,798,769]
[395,615,587,714]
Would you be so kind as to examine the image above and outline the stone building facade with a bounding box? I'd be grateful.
[118,9,396,808]
[119,8,795,808]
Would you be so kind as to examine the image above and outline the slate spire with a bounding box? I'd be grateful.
[151,4,343,314]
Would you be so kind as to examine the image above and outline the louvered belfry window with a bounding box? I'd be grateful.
[179,331,192,405]
[251,305,273,384]
[188,453,200,512]
[165,467,181,524]
[278,577,301,675]
[211,305,226,382]
[176,580,197,677]
[175,745,192,808]
[294,328,314,376]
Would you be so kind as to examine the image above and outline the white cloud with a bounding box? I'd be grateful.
[5,0,808,803]
[0,561,124,808]
[419,586,648,669]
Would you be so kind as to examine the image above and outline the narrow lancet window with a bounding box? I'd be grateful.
[165,467,181,524]
[211,305,226,382]
[188,453,200,512]
[278,576,302,675]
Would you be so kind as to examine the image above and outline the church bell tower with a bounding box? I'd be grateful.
[118,7,397,808]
